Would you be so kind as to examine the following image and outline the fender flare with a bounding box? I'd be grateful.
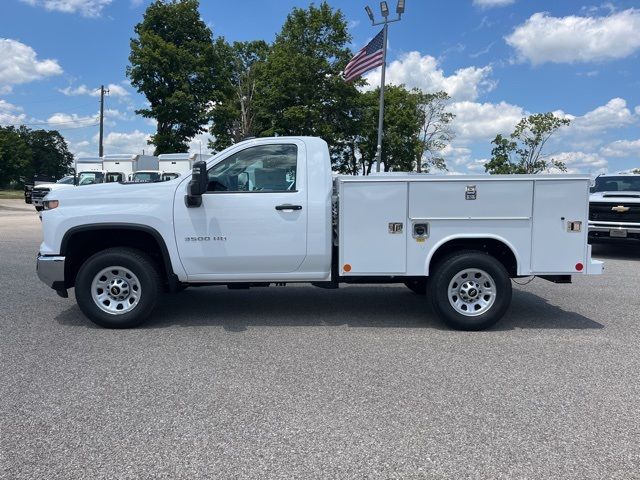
[424,234,521,276]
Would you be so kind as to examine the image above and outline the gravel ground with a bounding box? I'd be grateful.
[1,198,639,479]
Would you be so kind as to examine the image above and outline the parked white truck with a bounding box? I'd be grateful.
[588,172,640,243]
[103,154,159,182]
[37,137,603,330]
[158,153,193,180]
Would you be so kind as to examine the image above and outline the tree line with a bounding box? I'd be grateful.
[127,0,573,175]
[0,126,73,188]
[127,0,455,174]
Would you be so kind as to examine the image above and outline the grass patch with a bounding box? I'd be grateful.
[0,190,24,199]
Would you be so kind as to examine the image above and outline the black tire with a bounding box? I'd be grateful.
[428,250,512,331]
[404,278,427,295]
[75,247,161,328]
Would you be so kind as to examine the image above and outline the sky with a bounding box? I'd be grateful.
[0,0,639,174]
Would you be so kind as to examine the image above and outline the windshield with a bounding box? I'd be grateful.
[77,172,105,185]
[131,172,161,183]
[56,176,75,185]
[591,176,640,193]
[106,172,124,183]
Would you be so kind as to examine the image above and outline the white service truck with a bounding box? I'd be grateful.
[158,153,194,180]
[103,154,159,182]
[37,137,602,330]
[75,157,106,186]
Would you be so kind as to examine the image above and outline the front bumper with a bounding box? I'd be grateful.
[37,254,67,297]
[589,222,640,241]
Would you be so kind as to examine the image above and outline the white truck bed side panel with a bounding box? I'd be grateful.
[531,179,589,273]
[408,180,533,219]
[340,181,407,274]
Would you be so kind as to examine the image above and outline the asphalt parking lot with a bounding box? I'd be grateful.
[1,198,640,479]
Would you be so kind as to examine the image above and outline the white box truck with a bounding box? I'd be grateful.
[75,157,106,186]
[158,153,193,180]
[36,137,602,330]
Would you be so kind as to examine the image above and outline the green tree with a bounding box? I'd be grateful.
[484,112,571,174]
[0,126,32,187]
[358,85,424,174]
[416,91,454,172]
[209,40,270,152]
[20,128,74,179]
[127,0,222,154]
[254,2,361,169]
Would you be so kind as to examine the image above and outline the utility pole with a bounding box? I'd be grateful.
[365,1,405,173]
[98,85,109,157]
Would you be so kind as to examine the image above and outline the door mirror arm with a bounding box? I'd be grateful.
[185,161,208,208]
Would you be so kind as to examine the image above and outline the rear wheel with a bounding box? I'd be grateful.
[428,250,511,330]
[75,247,161,328]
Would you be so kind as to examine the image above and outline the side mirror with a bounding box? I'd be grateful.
[185,160,208,208]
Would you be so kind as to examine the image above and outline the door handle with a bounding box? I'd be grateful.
[275,204,302,211]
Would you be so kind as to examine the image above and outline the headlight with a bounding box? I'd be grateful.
[43,199,59,210]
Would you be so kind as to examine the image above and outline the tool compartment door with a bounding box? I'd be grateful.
[531,180,588,273]
[339,181,407,274]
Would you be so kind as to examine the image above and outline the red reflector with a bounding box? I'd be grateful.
[575,263,584,271]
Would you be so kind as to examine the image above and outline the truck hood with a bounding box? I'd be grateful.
[46,178,181,207]
[590,191,640,204]
[35,183,75,192]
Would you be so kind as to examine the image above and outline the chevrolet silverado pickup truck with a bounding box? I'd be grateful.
[37,137,603,330]
[588,173,640,243]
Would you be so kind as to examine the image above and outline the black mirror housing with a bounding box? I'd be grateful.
[185,160,208,208]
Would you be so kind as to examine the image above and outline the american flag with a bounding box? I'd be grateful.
[343,29,385,82]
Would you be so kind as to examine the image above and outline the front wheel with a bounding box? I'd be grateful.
[428,251,512,331]
[75,247,161,328]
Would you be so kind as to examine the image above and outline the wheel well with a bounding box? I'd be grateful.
[429,238,518,277]
[61,227,172,288]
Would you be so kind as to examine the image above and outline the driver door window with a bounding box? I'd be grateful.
[207,144,297,193]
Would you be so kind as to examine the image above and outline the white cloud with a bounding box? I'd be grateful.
[449,100,525,142]
[506,9,640,64]
[0,100,27,125]
[600,139,640,158]
[550,151,608,173]
[364,51,495,101]
[101,130,152,155]
[47,112,98,127]
[557,98,637,134]
[473,0,514,7]
[0,39,62,92]
[188,132,214,155]
[59,83,130,98]
[20,0,112,17]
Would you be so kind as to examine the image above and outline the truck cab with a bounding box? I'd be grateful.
[36,137,602,331]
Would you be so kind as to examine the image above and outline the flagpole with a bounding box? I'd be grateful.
[375,22,388,174]
[365,1,405,174]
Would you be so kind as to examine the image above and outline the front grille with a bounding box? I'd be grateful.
[31,188,50,201]
[589,202,640,223]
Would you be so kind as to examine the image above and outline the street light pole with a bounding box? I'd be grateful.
[365,1,405,173]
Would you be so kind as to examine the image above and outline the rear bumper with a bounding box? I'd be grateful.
[37,254,67,295]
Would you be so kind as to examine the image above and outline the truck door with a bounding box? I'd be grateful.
[173,142,308,278]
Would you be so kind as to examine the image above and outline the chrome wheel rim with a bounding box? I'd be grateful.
[448,268,496,317]
[91,266,141,315]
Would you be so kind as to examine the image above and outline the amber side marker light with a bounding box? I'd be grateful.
[343,264,352,272]
[43,200,59,210]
